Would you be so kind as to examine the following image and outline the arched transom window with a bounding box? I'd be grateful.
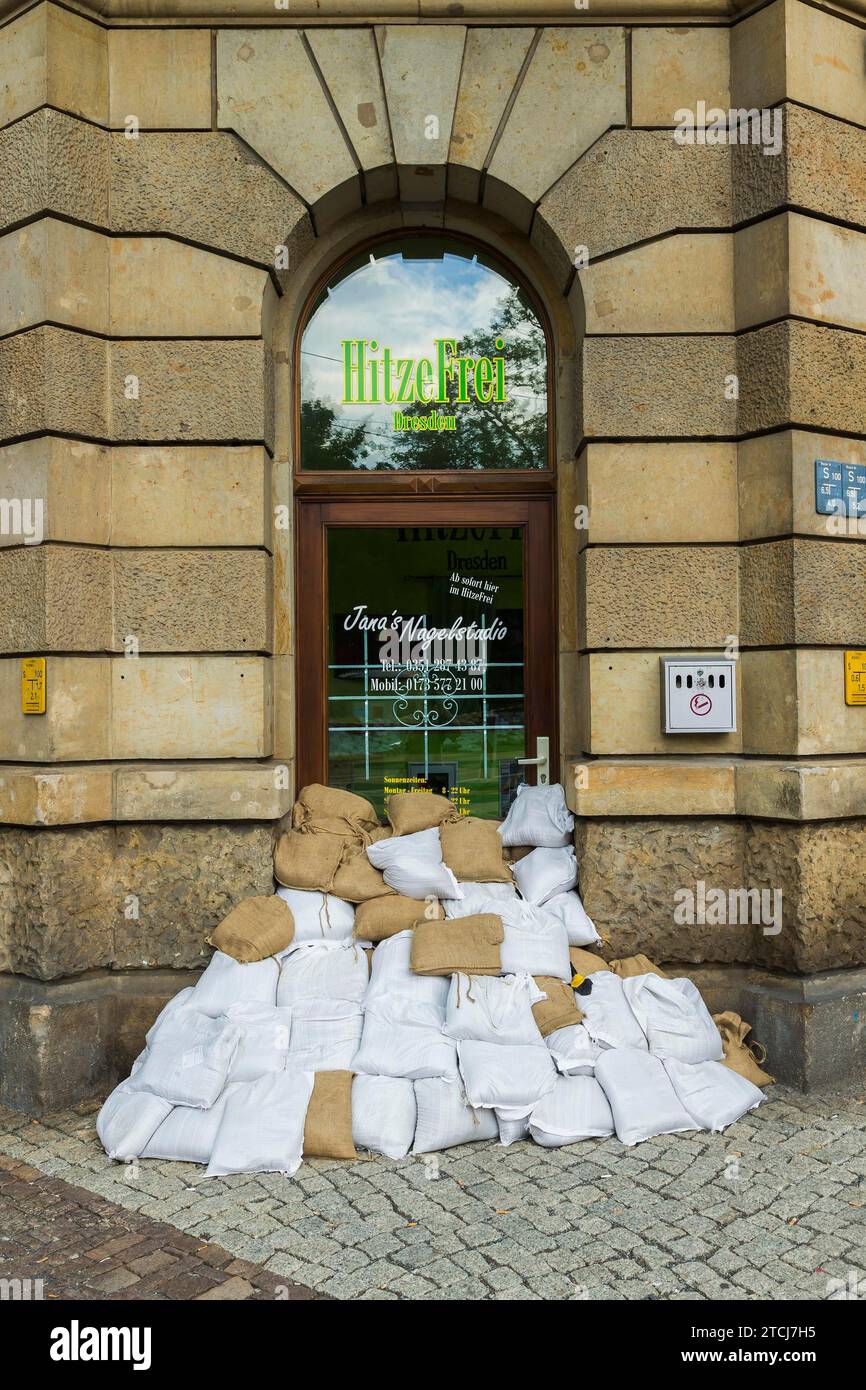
[298,235,550,472]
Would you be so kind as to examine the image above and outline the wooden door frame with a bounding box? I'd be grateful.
[295,495,558,796]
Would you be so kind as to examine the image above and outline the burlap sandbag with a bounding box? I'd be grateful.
[331,845,395,903]
[505,844,534,863]
[208,895,294,964]
[569,947,611,977]
[411,914,504,976]
[273,829,344,892]
[439,816,512,884]
[292,783,380,843]
[713,1011,774,1086]
[354,894,444,943]
[387,791,458,836]
[609,954,668,980]
[532,976,584,1037]
[303,1071,357,1159]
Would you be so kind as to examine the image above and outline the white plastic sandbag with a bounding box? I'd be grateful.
[495,898,571,981]
[145,987,197,1046]
[444,972,544,1046]
[96,1084,173,1161]
[275,887,355,942]
[443,880,518,919]
[528,1075,615,1147]
[622,974,723,1065]
[664,1058,765,1132]
[511,846,578,905]
[353,1011,459,1081]
[577,970,648,1052]
[277,940,369,1006]
[458,1039,556,1112]
[352,1075,417,1159]
[495,1106,532,1146]
[366,826,461,901]
[225,1003,292,1082]
[595,1048,699,1146]
[498,783,574,848]
[206,1071,315,1177]
[362,929,449,1026]
[413,1077,498,1153]
[544,891,600,947]
[142,1086,238,1164]
[191,950,279,1017]
[546,1022,602,1076]
[285,999,363,1071]
[131,1011,240,1108]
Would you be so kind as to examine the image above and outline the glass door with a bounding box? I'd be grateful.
[296,498,556,819]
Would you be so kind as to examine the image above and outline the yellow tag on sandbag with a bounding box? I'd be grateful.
[571,973,585,990]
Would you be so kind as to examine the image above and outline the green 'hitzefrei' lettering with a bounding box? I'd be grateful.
[341,337,508,406]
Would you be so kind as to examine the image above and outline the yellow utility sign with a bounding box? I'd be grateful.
[21,657,46,714]
[844,650,866,706]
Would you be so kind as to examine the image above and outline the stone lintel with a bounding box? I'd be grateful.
[0,761,293,826]
[568,756,866,819]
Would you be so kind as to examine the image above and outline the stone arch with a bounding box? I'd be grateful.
[269,193,583,466]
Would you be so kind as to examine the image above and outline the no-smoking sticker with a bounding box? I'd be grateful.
[690,692,712,716]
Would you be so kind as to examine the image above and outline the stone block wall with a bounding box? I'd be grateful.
[0,0,864,1104]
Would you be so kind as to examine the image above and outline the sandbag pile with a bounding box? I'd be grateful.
[97,783,770,1176]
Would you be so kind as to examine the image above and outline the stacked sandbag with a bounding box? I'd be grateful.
[443,880,518,918]
[439,816,513,885]
[96,878,372,1169]
[622,974,724,1065]
[367,826,461,899]
[279,937,366,1075]
[354,894,443,943]
[209,895,294,962]
[498,783,574,849]
[595,1049,700,1146]
[529,1076,615,1147]
[662,1058,765,1132]
[412,1078,498,1153]
[352,1075,417,1159]
[498,784,601,949]
[292,783,380,843]
[354,930,458,1081]
[303,1071,358,1159]
[277,785,392,903]
[96,783,774,1175]
[275,887,357,942]
[713,1011,775,1086]
[411,914,504,976]
[387,790,457,836]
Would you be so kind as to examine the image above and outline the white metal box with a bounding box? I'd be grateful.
[660,656,737,733]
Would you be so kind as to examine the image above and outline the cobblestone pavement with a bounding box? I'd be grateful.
[1,1085,864,1301]
[0,1154,322,1301]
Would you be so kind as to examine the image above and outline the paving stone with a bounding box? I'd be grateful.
[2,1086,864,1301]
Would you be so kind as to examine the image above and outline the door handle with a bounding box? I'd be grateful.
[517,735,550,786]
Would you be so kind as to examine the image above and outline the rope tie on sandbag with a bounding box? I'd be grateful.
[456,1078,480,1125]
[320,892,333,936]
